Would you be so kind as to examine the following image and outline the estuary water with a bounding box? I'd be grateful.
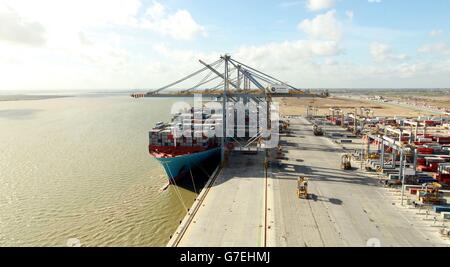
[0,93,196,246]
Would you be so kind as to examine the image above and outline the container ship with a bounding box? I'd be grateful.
[149,106,223,183]
[148,99,270,182]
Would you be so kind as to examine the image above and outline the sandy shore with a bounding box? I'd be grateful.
[0,95,71,101]
[277,96,441,117]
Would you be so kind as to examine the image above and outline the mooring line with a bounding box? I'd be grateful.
[189,168,198,195]
[164,162,189,212]
[264,152,269,247]
[171,165,223,247]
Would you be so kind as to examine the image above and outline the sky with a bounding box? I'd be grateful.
[0,0,450,90]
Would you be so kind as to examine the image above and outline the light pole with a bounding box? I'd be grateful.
[400,149,406,206]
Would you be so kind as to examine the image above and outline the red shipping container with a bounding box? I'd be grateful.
[438,137,450,144]
[409,188,419,195]
[417,148,434,154]
[437,176,450,185]
[417,158,426,165]
[429,163,439,172]
[437,174,450,179]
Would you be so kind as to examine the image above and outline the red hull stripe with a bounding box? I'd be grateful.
[149,145,208,158]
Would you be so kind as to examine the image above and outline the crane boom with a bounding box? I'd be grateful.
[240,69,267,93]
[230,58,300,91]
[199,59,238,89]
[151,58,223,94]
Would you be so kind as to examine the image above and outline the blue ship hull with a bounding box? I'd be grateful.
[155,147,221,183]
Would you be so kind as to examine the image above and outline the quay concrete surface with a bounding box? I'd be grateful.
[174,152,268,247]
[271,117,449,247]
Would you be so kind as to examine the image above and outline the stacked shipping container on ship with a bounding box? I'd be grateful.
[148,102,267,182]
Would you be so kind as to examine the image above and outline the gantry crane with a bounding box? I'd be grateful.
[131,55,322,164]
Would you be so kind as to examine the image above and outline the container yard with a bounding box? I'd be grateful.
[166,111,450,247]
[299,107,450,243]
[163,107,450,246]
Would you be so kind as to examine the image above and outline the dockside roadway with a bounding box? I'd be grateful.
[169,151,271,247]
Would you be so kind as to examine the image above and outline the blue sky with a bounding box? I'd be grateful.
[0,0,450,89]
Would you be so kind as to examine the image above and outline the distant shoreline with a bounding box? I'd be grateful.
[0,95,72,102]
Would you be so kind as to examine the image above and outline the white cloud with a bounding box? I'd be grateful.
[150,8,344,86]
[368,0,382,3]
[150,9,345,87]
[306,0,335,11]
[1,0,142,31]
[141,8,206,40]
[0,0,143,53]
[153,43,217,63]
[345,10,354,20]
[236,40,341,63]
[76,38,130,70]
[370,42,408,62]
[148,40,341,87]
[147,43,223,88]
[0,4,46,46]
[0,0,209,90]
[0,1,137,71]
[1,0,206,43]
[144,40,450,89]
[298,10,342,41]
[142,1,208,40]
[396,62,427,78]
[418,43,450,56]
[146,1,166,20]
[1,0,450,90]
[429,29,443,37]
